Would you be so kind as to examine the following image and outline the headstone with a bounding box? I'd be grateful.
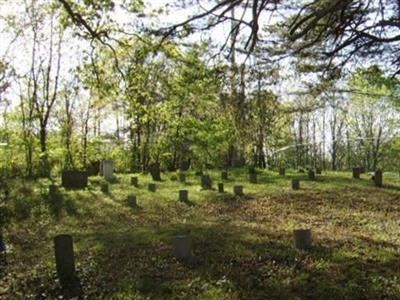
[233,185,244,196]
[49,185,58,198]
[201,175,212,189]
[292,179,300,190]
[218,183,224,193]
[127,195,137,207]
[148,183,156,192]
[179,173,186,183]
[148,163,161,181]
[173,235,193,263]
[293,229,312,250]
[61,170,88,189]
[374,169,383,187]
[221,171,228,181]
[101,182,109,193]
[352,167,361,179]
[308,169,315,181]
[179,161,190,171]
[54,235,81,296]
[179,190,188,202]
[316,168,322,175]
[249,173,257,184]
[131,176,138,187]
[279,168,285,176]
[102,160,114,182]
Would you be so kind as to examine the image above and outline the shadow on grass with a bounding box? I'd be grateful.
[69,221,400,299]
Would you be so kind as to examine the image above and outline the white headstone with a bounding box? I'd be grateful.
[102,160,114,182]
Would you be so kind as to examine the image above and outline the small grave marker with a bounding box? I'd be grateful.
[127,195,137,208]
[201,175,212,189]
[148,183,156,192]
[218,183,224,193]
[352,167,361,179]
[249,173,257,184]
[233,185,244,196]
[131,177,138,187]
[293,229,312,250]
[308,169,315,181]
[179,190,188,202]
[173,235,194,263]
[292,179,300,190]
[374,169,383,187]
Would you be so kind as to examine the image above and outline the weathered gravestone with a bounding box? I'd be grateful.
[201,175,212,189]
[54,235,82,296]
[148,163,162,181]
[234,185,244,196]
[102,160,114,182]
[131,176,138,187]
[249,173,257,184]
[127,195,137,208]
[148,183,156,192]
[293,229,312,250]
[101,182,109,193]
[374,169,383,187]
[179,190,188,202]
[61,170,88,189]
[279,167,286,176]
[179,161,190,171]
[352,167,362,179]
[292,179,300,190]
[218,183,224,193]
[179,173,186,183]
[308,169,316,181]
[173,235,194,263]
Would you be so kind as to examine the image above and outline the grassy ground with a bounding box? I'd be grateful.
[1,169,400,299]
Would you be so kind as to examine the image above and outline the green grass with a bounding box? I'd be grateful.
[1,169,400,299]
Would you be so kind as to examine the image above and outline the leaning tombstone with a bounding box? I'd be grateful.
[218,183,224,193]
[293,229,312,250]
[352,167,361,179]
[249,173,257,184]
[201,175,212,189]
[148,183,156,192]
[102,160,114,182]
[308,169,316,181]
[292,179,300,190]
[374,169,383,187]
[61,170,88,189]
[173,235,194,263]
[127,195,137,208]
[221,171,228,181]
[54,235,82,296]
[131,176,138,187]
[179,190,188,202]
[233,185,244,196]
[148,162,162,181]
[279,167,286,176]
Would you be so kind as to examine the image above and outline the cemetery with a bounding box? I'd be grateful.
[1,0,400,299]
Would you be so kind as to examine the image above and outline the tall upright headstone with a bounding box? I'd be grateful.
[173,235,193,263]
[127,195,137,208]
[149,163,161,181]
[374,169,383,187]
[54,235,81,296]
[102,160,114,182]
[218,183,224,193]
[292,179,300,190]
[308,169,315,181]
[201,175,212,189]
[179,190,188,202]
